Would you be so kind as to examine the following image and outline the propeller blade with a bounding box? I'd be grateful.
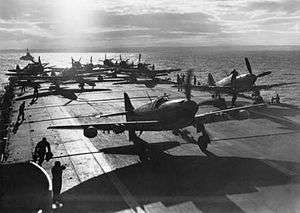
[257,71,271,78]
[38,56,41,64]
[184,69,193,100]
[90,56,93,64]
[138,53,141,63]
[245,57,252,74]
[79,57,82,62]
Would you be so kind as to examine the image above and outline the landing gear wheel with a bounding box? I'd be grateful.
[138,143,151,162]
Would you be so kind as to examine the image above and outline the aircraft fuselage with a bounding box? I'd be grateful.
[127,98,198,131]
[216,73,256,92]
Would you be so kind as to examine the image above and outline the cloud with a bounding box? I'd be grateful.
[0,0,299,49]
[247,0,300,14]
[96,12,221,33]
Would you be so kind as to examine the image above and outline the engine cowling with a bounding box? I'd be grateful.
[83,126,98,138]
[237,109,250,120]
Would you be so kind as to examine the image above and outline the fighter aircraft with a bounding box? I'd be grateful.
[99,53,180,79]
[193,57,292,106]
[48,69,263,153]
[117,53,181,79]
[98,54,135,70]
[19,49,34,61]
[113,76,175,88]
[6,57,53,77]
[15,83,110,101]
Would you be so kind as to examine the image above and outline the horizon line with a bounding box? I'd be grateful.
[1,45,300,53]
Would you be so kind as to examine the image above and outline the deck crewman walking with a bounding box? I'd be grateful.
[33,137,52,165]
[51,161,66,205]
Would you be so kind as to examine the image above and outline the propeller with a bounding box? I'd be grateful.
[184,69,193,100]
[245,57,252,74]
[257,71,271,78]
[245,57,271,80]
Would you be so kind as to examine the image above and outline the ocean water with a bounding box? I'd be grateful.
[0,48,299,106]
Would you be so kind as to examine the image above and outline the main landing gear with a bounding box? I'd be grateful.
[196,123,211,151]
[212,94,227,109]
[197,132,211,151]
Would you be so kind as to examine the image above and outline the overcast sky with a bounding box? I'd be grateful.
[0,0,299,49]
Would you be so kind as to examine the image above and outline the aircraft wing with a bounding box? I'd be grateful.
[48,120,160,131]
[252,82,296,90]
[194,103,265,123]
[151,68,181,74]
[192,85,233,93]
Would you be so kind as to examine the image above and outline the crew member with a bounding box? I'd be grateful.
[32,84,39,102]
[230,69,239,107]
[33,137,51,166]
[17,101,26,121]
[275,94,280,103]
[78,82,85,90]
[51,161,66,204]
[193,76,197,86]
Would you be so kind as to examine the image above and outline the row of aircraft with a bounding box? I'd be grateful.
[9,51,181,102]
[48,69,265,154]
[13,50,293,157]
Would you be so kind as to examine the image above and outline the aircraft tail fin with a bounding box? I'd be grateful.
[208,73,216,86]
[124,93,134,114]
[124,92,136,140]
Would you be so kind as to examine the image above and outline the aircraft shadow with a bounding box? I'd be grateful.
[100,141,180,155]
[58,137,299,213]
[15,88,111,101]
[248,106,300,131]
[209,100,300,131]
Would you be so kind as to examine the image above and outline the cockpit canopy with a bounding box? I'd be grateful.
[153,96,169,109]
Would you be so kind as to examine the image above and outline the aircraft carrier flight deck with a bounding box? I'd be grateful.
[1,79,299,213]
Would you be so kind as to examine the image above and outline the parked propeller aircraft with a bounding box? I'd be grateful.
[48,69,263,155]
[99,53,180,79]
[15,84,110,101]
[193,57,292,106]
[119,53,181,77]
[6,57,53,77]
[114,76,175,88]
[99,54,135,70]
